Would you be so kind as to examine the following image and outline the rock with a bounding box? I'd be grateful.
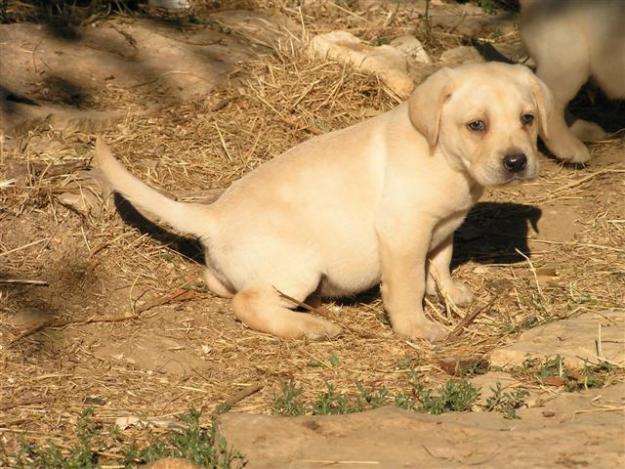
[145,458,202,469]
[427,2,518,37]
[148,0,190,9]
[308,31,415,98]
[218,384,625,468]
[210,10,298,49]
[389,35,432,64]
[439,45,484,65]
[490,310,624,369]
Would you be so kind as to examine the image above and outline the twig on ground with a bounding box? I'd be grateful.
[213,384,263,415]
[515,248,545,303]
[0,397,54,412]
[0,278,48,286]
[447,299,496,340]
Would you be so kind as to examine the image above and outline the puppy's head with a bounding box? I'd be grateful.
[409,62,552,186]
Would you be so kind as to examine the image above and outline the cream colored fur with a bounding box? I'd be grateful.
[520,0,625,163]
[94,62,551,341]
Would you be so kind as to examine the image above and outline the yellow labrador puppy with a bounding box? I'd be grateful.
[95,62,551,341]
[520,0,625,163]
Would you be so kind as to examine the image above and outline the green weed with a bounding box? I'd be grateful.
[9,407,243,469]
[395,378,480,415]
[13,407,98,469]
[273,382,306,416]
[517,356,613,392]
[355,384,389,410]
[486,382,529,419]
[312,383,352,415]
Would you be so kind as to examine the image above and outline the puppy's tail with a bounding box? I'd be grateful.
[94,136,210,238]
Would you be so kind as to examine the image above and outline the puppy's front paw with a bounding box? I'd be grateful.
[548,133,590,163]
[414,319,448,342]
[394,318,448,342]
[445,280,474,306]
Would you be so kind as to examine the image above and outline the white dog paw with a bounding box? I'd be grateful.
[548,134,591,163]
[394,318,448,342]
[445,280,474,306]
[413,319,448,342]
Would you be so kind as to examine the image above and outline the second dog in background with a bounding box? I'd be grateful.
[520,0,625,163]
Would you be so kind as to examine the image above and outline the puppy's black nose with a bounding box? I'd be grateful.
[503,153,527,173]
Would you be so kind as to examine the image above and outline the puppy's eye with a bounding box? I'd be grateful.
[467,120,487,132]
[521,114,535,126]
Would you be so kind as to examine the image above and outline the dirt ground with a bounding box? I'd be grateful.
[1,1,624,467]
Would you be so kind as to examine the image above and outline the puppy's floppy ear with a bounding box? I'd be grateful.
[526,70,553,139]
[408,67,455,152]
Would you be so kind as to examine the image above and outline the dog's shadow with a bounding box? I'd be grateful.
[336,201,542,307]
[113,193,205,263]
[453,201,541,267]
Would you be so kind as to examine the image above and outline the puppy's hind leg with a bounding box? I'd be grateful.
[231,285,342,339]
[536,62,590,163]
[203,269,234,298]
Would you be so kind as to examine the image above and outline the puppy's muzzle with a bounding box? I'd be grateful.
[503,153,527,173]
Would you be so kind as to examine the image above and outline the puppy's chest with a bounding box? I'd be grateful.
[430,210,469,250]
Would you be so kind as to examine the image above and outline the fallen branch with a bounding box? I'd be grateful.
[214,384,263,415]
[0,397,54,412]
[447,299,496,340]
[0,278,48,286]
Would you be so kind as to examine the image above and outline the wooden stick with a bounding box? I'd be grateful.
[447,299,496,340]
[214,384,263,415]
[0,279,48,286]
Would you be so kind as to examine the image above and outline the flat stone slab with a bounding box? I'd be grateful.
[490,310,624,369]
[218,384,624,468]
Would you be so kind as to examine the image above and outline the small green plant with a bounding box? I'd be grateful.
[418,379,480,414]
[13,407,99,469]
[328,354,340,367]
[356,384,389,410]
[517,356,613,392]
[486,382,529,419]
[273,382,307,416]
[124,408,243,467]
[478,0,498,14]
[312,383,352,415]
[10,407,242,468]
[395,379,480,415]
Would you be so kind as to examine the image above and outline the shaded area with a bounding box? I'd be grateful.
[569,85,625,135]
[0,2,253,135]
[454,201,541,266]
[114,193,205,264]
[35,76,90,107]
[333,202,541,308]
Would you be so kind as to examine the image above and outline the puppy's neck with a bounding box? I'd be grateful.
[436,147,483,194]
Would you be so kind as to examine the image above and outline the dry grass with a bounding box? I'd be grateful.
[1,0,624,466]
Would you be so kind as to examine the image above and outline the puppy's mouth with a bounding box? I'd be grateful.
[474,165,537,187]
